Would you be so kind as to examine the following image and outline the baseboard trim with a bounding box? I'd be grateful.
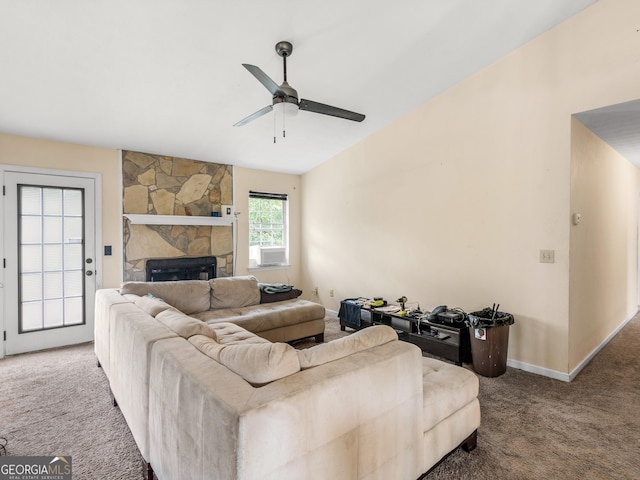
[506,358,571,382]
[566,307,638,382]
[508,308,638,382]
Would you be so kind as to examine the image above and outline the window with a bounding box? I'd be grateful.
[248,191,288,267]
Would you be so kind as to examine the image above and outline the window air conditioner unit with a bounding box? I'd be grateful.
[250,246,287,266]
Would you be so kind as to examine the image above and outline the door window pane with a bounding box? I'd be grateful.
[20,187,41,215]
[21,273,42,302]
[44,272,63,299]
[64,270,83,297]
[43,188,62,215]
[64,217,83,243]
[64,189,83,216]
[21,217,42,244]
[44,244,63,271]
[21,302,43,331]
[43,216,63,243]
[63,244,82,270]
[43,299,64,328]
[64,297,84,325]
[21,245,42,273]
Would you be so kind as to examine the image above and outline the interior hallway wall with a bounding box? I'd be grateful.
[569,117,640,372]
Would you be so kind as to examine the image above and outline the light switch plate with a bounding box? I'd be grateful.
[540,250,555,263]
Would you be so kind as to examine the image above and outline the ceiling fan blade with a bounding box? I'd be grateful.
[233,105,273,127]
[242,64,284,96]
[299,99,365,122]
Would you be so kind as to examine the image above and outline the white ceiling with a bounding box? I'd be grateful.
[0,0,599,174]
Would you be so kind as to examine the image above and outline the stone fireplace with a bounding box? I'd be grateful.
[122,151,234,282]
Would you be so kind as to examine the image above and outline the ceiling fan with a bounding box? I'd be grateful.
[234,41,365,132]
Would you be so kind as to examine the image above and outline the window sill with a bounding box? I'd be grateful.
[248,264,290,272]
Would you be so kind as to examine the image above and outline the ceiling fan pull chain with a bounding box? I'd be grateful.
[273,107,277,143]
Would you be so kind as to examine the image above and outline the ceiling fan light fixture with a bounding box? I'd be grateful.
[273,100,299,117]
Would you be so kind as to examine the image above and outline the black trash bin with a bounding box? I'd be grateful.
[467,308,514,377]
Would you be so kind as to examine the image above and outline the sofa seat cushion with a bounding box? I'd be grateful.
[209,275,261,309]
[192,299,325,333]
[189,333,300,387]
[297,325,397,369]
[208,322,271,346]
[421,357,479,432]
[156,309,217,341]
[121,280,211,315]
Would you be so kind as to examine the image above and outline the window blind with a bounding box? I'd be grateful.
[249,191,288,201]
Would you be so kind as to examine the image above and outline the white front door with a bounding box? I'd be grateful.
[3,170,97,355]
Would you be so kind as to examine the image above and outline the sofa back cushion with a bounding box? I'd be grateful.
[209,276,261,309]
[134,295,175,317]
[297,325,398,369]
[156,309,217,341]
[189,334,300,386]
[120,280,211,315]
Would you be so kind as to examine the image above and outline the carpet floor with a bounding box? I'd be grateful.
[1,313,639,479]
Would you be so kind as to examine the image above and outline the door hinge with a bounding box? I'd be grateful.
[3,331,5,342]
[3,259,5,268]
[2,185,5,196]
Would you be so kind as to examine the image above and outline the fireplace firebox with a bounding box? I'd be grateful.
[145,256,217,282]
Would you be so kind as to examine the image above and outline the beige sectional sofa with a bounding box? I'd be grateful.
[94,276,480,480]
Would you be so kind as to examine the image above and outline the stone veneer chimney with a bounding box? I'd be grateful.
[122,151,234,281]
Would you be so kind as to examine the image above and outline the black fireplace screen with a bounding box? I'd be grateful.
[145,256,217,282]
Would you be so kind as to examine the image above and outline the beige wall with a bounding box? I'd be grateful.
[0,132,122,288]
[233,167,305,291]
[0,136,307,291]
[301,0,640,376]
[569,118,640,371]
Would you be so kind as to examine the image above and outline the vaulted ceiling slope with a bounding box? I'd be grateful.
[0,0,598,174]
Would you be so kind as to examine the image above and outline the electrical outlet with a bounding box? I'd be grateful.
[539,250,555,263]
[329,289,334,297]
[313,286,318,296]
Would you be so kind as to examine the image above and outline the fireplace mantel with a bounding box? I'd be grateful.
[123,214,234,226]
